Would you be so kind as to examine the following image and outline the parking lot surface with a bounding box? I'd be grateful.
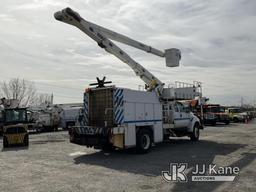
[0,121,255,192]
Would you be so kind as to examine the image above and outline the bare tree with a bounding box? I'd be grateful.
[0,78,52,107]
[36,93,53,106]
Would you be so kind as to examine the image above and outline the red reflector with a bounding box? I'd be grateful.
[85,88,91,93]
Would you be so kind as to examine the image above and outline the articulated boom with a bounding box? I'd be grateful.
[54,8,181,95]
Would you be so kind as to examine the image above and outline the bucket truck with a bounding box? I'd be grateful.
[54,8,203,153]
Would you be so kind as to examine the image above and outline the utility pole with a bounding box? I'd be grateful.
[51,93,54,105]
[253,98,256,112]
[241,97,244,108]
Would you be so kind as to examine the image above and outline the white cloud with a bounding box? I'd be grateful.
[0,0,255,105]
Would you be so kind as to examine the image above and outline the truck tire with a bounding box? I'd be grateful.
[211,121,216,126]
[65,122,75,130]
[36,127,43,133]
[24,135,29,147]
[48,126,54,132]
[190,123,200,141]
[233,117,239,123]
[136,129,152,154]
[225,120,230,125]
[102,143,115,151]
[3,136,8,148]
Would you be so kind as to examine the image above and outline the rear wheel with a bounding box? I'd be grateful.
[102,143,115,152]
[65,122,75,130]
[24,135,29,147]
[36,126,43,133]
[3,136,8,148]
[225,120,230,125]
[190,124,200,141]
[233,117,239,123]
[136,129,152,154]
[47,126,54,132]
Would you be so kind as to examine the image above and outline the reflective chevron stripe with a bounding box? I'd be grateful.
[74,126,102,135]
[114,89,124,125]
[80,92,89,126]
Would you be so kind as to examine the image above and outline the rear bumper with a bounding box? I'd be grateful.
[203,119,216,124]
[4,134,27,145]
[69,126,109,147]
[5,141,25,146]
[70,135,101,146]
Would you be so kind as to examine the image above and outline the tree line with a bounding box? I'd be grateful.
[0,78,52,107]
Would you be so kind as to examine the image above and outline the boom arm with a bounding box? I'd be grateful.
[54,8,181,94]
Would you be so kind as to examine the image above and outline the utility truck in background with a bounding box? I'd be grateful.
[203,104,230,125]
[226,107,248,123]
[54,8,203,153]
[29,105,61,132]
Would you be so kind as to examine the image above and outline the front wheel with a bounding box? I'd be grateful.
[233,117,239,123]
[136,129,152,154]
[24,135,29,147]
[190,124,200,141]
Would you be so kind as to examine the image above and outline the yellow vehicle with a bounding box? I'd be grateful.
[0,110,3,136]
[226,108,248,123]
[2,108,29,148]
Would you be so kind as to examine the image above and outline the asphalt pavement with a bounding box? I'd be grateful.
[0,121,255,192]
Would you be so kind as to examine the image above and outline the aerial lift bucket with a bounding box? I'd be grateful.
[165,48,181,67]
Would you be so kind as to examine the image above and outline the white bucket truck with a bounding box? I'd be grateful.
[54,8,203,153]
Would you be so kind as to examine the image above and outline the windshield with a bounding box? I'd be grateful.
[175,102,190,113]
[5,127,26,134]
[204,107,220,113]
[5,109,27,123]
[219,107,225,113]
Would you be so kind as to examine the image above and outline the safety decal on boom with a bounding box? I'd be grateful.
[114,89,124,125]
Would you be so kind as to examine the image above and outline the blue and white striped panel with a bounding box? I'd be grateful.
[114,89,124,125]
[81,92,89,126]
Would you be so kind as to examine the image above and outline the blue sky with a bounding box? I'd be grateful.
[0,0,255,105]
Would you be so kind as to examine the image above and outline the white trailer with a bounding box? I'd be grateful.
[60,107,81,130]
[54,8,203,153]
